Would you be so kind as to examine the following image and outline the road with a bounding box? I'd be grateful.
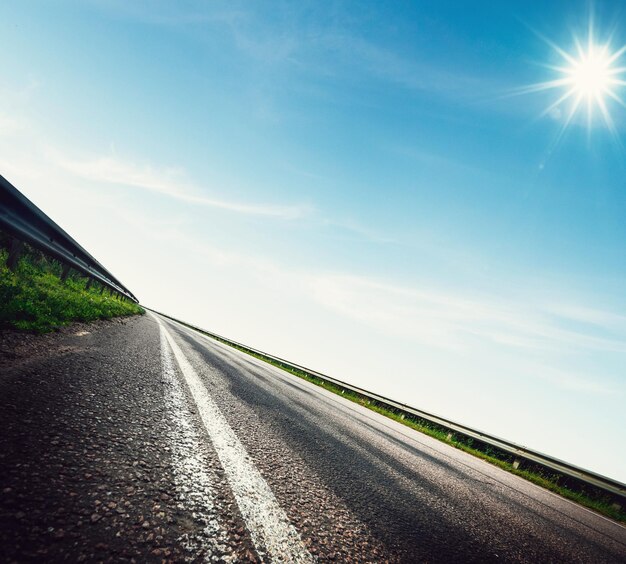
[0,312,624,562]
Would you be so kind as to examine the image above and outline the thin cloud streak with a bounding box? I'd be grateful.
[54,153,311,219]
[300,273,626,356]
[94,3,500,100]
[52,153,398,241]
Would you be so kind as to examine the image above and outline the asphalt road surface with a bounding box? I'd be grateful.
[0,312,624,562]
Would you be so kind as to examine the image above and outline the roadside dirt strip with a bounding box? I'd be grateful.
[1,313,625,562]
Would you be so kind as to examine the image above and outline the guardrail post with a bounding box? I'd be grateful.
[60,264,71,281]
[86,277,93,290]
[446,432,453,441]
[7,239,24,270]
[513,459,521,470]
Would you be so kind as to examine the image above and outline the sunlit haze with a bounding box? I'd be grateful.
[1,1,625,482]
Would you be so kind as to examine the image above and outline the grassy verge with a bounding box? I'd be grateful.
[0,246,144,332]
[159,311,626,524]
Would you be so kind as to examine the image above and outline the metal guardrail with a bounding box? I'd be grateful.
[155,309,626,503]
[0,174,138,302]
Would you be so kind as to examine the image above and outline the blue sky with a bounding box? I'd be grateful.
[1,1,625,481]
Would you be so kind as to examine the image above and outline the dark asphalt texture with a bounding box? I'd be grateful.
[0,316,253,562]
[1,312,625,562]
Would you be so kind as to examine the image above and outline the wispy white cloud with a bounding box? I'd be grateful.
[523,364,617,396]
[49,151,402,240]
[52,153,310,219]
[0,112,27,136]
[87,0,246,27]
[0,75,41,107]
[93,3,499,99]
[547,304,626,328]
[298,272,626,356]
[312,32,488,98]
[321,218,397,245]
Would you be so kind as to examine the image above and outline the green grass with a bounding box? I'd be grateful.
[157,311,626,524]
[0,247,144,332]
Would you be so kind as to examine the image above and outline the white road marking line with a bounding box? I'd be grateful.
[159,330,236,561]
[157,318,313,563]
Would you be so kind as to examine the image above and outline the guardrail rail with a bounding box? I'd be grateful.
[0,174,138,302]
[154,309,626,505]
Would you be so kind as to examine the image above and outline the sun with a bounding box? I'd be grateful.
[555,38,626,129]
[521,24,626,134]
[568,44,615,98]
